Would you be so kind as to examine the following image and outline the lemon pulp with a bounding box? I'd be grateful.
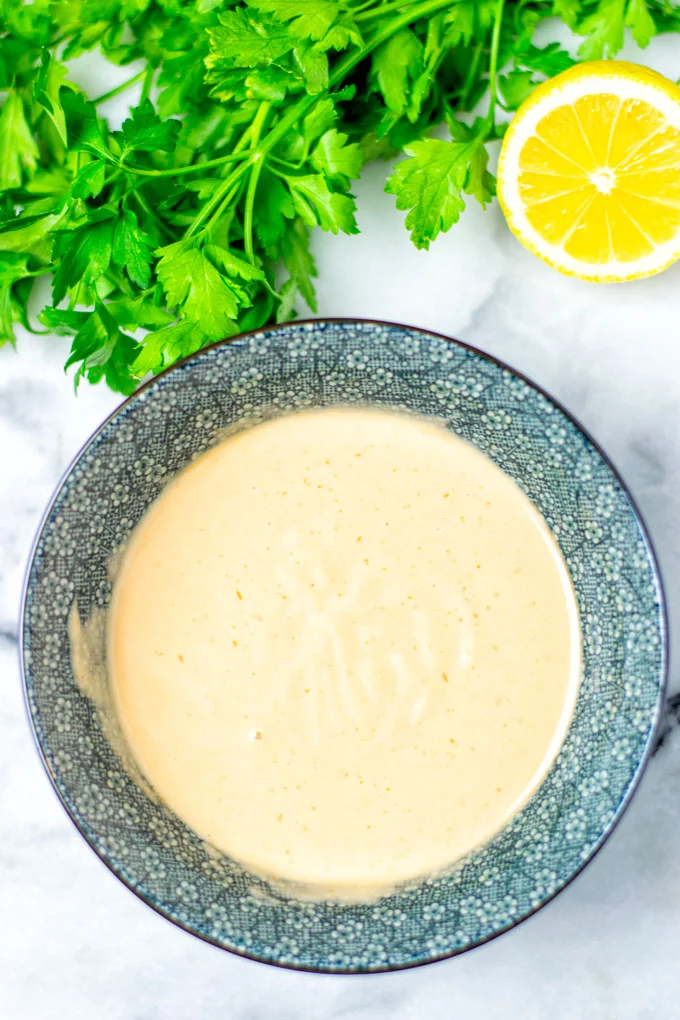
[498,62,680,280]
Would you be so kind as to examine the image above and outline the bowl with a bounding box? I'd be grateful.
[21,319,667,973]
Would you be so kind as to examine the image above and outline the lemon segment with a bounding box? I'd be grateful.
[497,61,680,281]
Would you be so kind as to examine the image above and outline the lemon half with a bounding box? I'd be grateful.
[497,61,680,281]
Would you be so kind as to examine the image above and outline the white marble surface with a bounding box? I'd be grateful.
[3,44,680,1019]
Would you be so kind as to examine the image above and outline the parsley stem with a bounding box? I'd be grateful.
[207,179,247,237]
[140,66,154,105]
[109,150,253,178]
[486,0,506,128]
[23,266,53,278]
[93,69,146,105]
[354,0,424,21]
[236,102,272,154]
[187,102,271,239]
[185,162,250,238]
[261,273,283,301]
[269,155,303,171]
[244,158,264,264]
[350,0,386,14]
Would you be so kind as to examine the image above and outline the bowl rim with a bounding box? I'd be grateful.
[19,317,670,974]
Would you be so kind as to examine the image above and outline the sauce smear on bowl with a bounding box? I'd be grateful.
[108,408,581,900]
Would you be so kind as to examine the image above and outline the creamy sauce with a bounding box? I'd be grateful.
[108,408,581,900]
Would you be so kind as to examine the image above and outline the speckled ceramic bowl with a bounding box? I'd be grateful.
[21,320,667,973]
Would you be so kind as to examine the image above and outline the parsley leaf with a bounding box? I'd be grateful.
[52,218,115,305]
[577,0,657,56]
[409,15,447,121]
[156,239,245,338]
[106,294,175,332]
[247,0,357,45]
[205,243,266,282]
[285,173,359,234]
[280,216,318,312]
[0,212,63,260]
[294,44,329,94]
[442,3,476,46]
[71,159,106,200]
[1,0,676,391]
[0,253,29,346]
[515,41,575,79]
[370,29,423,120]
[112,209,155,289]
[625,0,657,48]
[33,50,74,146]
[311,129,362,181]
[553,0,581,30]
[121,100,181,154]
[303,96,338,144]
[0,92,39,191]
[132,319,208,377]
[207,9,293,71]
[38,307,89,335]
[499,69,537,111]
[253,168,295,246]
[385,124,494,250]
[64,302,140,395]
[61,90,109,158]
[578,0,626,59]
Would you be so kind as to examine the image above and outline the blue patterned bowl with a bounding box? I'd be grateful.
[21,320,667,973]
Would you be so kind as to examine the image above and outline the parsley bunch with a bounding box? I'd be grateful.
[0,0,676,392]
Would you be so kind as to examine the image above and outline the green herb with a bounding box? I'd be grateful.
[0,0,676,392]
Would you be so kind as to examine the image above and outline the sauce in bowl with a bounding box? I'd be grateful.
[108,408,581,900]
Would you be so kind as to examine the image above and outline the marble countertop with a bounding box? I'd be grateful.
[2,43,680,1020]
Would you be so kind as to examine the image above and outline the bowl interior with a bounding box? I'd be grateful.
[22,320,666,972]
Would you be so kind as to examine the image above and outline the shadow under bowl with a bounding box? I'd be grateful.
[21,319,667,973]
